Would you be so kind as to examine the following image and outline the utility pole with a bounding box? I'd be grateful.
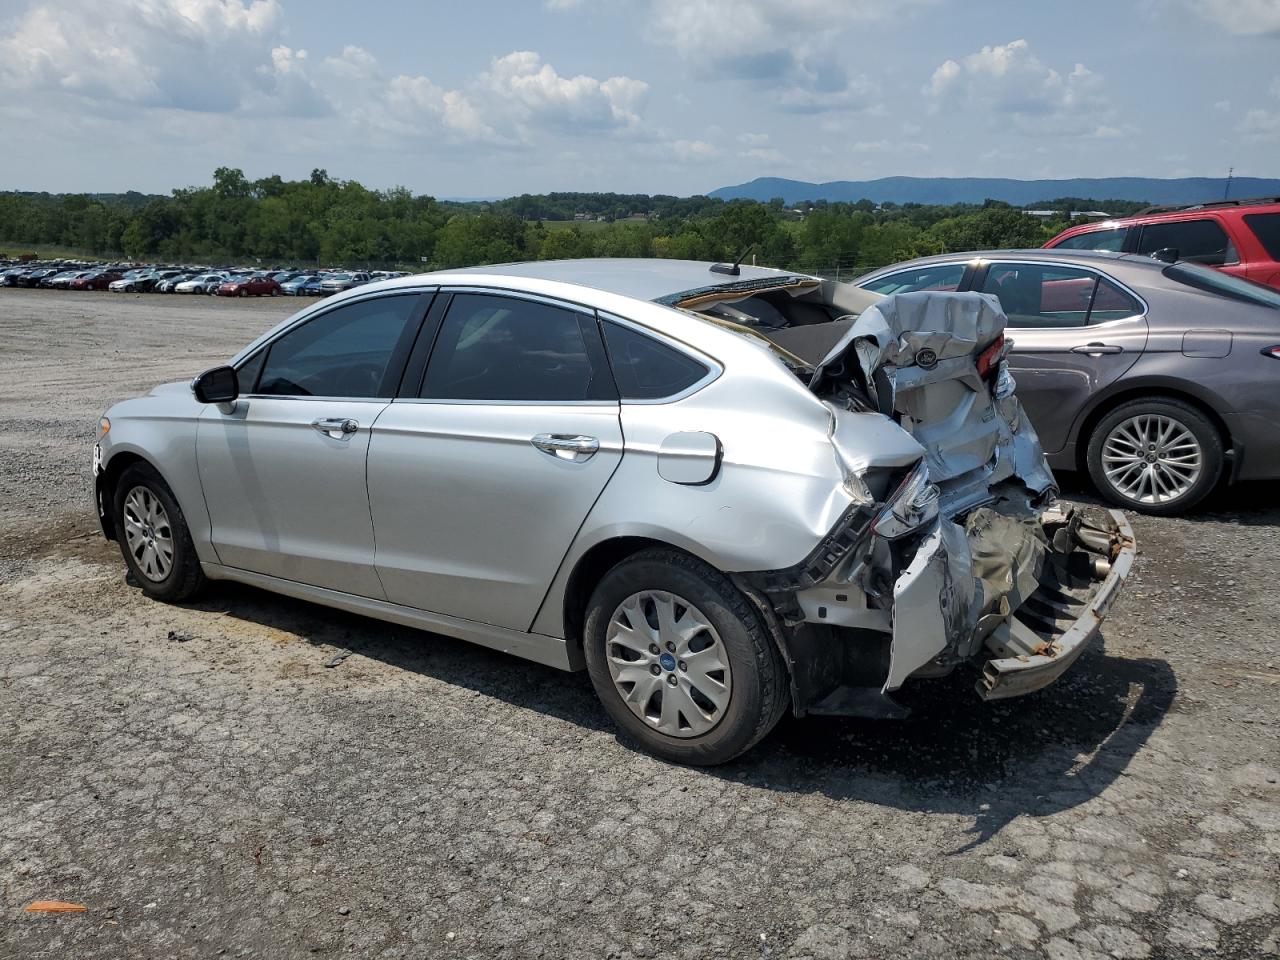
[1224,167,1234,200]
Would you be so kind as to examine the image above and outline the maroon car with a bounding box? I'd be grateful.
[216,275,282,297]
[69,271,124,291]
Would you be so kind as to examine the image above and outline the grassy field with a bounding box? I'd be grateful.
[540,219,617,233]
[0,240,110,262]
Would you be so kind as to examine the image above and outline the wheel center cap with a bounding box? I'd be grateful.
[659,653,677,672]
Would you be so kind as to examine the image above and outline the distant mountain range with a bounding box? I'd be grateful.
[708,176,1280,207]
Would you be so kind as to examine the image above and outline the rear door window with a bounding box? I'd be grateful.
[421,293,614,402]
[1243,213,1280,260]
[1136,219,1238,265]
[1053,227,1127,252]
[860,264,965,295]
[1087,277,1144,322]
[980,264,1099,328]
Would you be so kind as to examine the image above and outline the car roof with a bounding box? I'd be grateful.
[440,258,810,302]
[855,248,1170,277]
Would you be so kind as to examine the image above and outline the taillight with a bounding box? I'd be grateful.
[1262,345,1280,360]
[976,335,1005,379]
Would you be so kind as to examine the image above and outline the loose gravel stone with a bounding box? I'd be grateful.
[2,288,1278,959]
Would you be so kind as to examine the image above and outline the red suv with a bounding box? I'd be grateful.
[1045,196,1280,289]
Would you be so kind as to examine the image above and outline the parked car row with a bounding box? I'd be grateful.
[0,260,407,297]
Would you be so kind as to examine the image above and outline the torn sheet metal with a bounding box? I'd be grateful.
[809,291,1055,511]
[883,519,973,692]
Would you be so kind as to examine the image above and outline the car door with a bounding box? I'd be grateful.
[367,290,624,631]
[196,290,431,596]
[976,262,1148,454]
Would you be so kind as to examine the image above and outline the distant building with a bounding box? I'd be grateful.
[1024,209,1111,220]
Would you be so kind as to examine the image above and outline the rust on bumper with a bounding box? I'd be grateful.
[977,508,1136,700]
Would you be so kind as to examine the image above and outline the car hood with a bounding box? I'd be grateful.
[809,290,1055,516]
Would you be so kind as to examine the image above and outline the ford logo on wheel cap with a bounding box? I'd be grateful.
[915,348,938,369]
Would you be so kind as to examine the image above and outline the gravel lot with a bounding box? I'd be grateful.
[2,287,1278,960]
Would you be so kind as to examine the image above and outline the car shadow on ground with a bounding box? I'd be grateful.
[197,582,1176,851]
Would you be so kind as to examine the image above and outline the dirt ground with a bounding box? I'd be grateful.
[1,287,1277,960]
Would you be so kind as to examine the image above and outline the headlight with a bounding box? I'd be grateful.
[871,460,940,540]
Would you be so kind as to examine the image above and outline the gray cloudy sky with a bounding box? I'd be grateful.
[1,0,1277,196]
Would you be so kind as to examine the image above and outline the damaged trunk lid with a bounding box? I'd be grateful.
[808,291,1056,516]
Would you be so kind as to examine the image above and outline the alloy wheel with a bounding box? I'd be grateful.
[122,485,175,582]
[1101,414,1203,505]
[605,590,732,738]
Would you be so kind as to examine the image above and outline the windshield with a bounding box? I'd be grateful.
[1164,263,1280,309]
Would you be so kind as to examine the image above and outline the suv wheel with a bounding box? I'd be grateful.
[113,462,206,602]
[583,549,788,765]
[1086,397,1223,516]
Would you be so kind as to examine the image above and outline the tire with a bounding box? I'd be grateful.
[113,461,206,602]
[1086,397,1224,516]
[582,549,789,765]
[239,288,247,297]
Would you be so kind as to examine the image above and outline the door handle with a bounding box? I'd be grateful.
[531,433,600,462]
[311,417,359,439]
[1071,343,1123,355]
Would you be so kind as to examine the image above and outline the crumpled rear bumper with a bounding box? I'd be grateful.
[976,508,1135,699]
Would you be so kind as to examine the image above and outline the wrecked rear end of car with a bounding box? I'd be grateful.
[679,284,1136,717]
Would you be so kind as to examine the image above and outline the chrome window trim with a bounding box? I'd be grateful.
[409,286,722,407]
[973,258,1150,330]
[227,286,439,368]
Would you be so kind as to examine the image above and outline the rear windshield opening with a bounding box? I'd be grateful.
[1163,263,1280,309]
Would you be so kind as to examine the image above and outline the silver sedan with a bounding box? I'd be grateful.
[94,259,1134,764]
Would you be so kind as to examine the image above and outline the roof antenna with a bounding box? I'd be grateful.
[710,243,757,276]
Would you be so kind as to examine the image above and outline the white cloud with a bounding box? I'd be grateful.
[1180,0,1280,35]
[670,139,716,160]
[648,0,928,112]
[0,2,652,155]
[742,147,785,164]
[1241,108,1280,141]
[737,132,770,146]
[482,51,648,131]
[0,0,299,113]
[926,39,1115,136]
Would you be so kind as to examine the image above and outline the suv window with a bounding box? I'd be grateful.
[1136,219,1238,266]
[421,293,611,402]
[602,321,709,399]
[860,264,965,295]
[981,264,1139,328]
[1244,213,1280,260]
[1054,227,1126,252]
[254,293,421,398]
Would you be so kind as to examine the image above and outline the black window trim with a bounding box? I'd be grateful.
[969,259,1149,330]
[399,285,622,407]
[235,288,436,401]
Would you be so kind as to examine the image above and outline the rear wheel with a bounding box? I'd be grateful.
[1086,397,1223,515]
[113,462,205,602]
[583,549,788,765]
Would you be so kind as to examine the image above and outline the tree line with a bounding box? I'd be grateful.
[0,167,1148,276]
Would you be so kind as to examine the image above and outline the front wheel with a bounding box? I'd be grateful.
[583,549,788,765]
[1086,397,1224,516]
[113,462,206,602]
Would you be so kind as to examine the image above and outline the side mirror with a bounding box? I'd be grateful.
[192,365,239,404]
[1149,247,1179,264]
